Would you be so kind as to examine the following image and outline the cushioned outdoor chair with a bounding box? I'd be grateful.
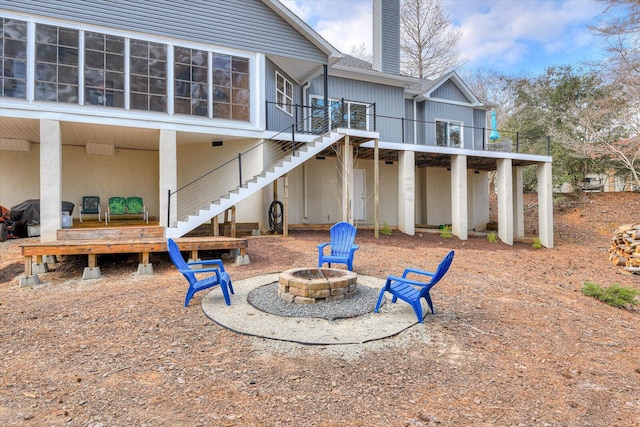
[105,196,126,225]
[317,221,359,271]
[374,250,455,323]
[167,238,234,307]
[125,196,148,224]
[79,196,101,223]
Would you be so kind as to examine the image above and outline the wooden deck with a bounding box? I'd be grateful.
[19,225,248,283]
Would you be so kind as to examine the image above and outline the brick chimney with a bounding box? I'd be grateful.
[372,0,400,75]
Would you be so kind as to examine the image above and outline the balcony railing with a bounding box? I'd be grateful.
[266,99,551,157]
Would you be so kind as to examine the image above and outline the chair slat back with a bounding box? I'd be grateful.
[167,238,196,284]
[429,250,455,286]
[330,222,356,256]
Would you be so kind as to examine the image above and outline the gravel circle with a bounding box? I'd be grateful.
[247,282,382,320]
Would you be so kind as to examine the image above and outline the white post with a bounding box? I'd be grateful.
[39,119,62,242]
[397,150,415,235]
[451,154,468,240]
[159,130,177,229]
[537,162,554,248]
[496,158,514,245]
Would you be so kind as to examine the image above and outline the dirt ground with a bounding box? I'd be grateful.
[1,192,639,426]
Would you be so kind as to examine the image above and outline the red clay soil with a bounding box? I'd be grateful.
[1,192,639,426]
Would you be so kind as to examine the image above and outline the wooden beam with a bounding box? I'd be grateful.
[283,173,289,237]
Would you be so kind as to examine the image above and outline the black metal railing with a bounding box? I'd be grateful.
[167,100,342,227]
[371,114,551,156]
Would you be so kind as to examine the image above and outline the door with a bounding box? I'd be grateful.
[353,169,366,221]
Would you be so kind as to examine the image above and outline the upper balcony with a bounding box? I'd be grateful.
[265,99,551,159]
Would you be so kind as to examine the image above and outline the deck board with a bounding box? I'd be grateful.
[19,227,248,279]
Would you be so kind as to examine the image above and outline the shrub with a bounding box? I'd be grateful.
[487,231,498,243]
[532,237,542,249]
[380,222,392,236]
[582,282,640,309]
[440,225,452,239]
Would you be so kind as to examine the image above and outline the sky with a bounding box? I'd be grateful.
[280,0,608,77]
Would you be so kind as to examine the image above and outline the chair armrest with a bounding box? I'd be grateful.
[317,242,330,250]
[187,259,225,271]
[402,267,435,279]
[387,275,429,288]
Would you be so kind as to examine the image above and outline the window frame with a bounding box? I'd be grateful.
[435,119,463,148]
[275,71,293,116]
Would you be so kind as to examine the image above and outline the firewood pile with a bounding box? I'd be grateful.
[609,224,640,275]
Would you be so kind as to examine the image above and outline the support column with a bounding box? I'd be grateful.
[159,130,177,230]
[512,166,525,239]
[374,138,379,238]
[496,158,514,245]
[451,154,468,240]
[39,119,62,242]
[341,136,352,223]
[537,162,554,248]
[397,150,415,235]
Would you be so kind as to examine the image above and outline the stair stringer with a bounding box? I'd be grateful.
[165,132,344,238]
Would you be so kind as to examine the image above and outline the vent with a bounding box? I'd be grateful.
[86,143,115,156]
[0,138,31,152]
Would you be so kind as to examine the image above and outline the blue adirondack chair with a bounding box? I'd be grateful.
[167,238,234,307]
[317,221,359,271]
[374,250,455,323]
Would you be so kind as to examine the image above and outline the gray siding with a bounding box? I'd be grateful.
[308,75,405,142]
[2,0,327,63]
[421,101,476,148]
[265,59,302,132]
[404,98,415,143]
[472,109,487,150]
[372,0,400,75]
[431,80,469,103]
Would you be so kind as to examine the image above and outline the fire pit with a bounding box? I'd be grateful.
[278,268,357,304]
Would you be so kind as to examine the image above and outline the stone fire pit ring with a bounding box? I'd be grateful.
[278,267,357,304]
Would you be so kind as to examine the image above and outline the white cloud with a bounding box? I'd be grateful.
[281,0,372,54]
[278,0,604,74]
[444,0,603,70]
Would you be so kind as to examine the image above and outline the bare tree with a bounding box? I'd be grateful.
[349,43,373,63]
[591,0,640,96]
[400,0,463,79]
[589,0,640,189]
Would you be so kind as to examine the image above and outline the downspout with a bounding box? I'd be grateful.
[302,81,311,219]
[413,98,417,144]
[323,64,329,132]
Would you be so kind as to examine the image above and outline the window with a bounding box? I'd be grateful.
[435,119,463,148]
[10,19,251,121]
[310,96,369,133]
[84,31,125,107]
[212,53,249,121]
[0,18,27,98]
[130,39,167,112]
[276,71,293,115]
[347,102,368,130]
[174,46,208,116]
[35,24,79,103]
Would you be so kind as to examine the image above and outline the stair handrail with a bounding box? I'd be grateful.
[167,100,344,227]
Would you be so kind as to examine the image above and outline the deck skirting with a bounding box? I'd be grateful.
[19,230,248,284]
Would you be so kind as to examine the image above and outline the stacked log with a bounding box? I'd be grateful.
[609,224,640,275]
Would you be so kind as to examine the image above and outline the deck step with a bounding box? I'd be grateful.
[57,226,164,240]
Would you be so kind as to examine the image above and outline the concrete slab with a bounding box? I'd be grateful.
[201,273,426,345]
